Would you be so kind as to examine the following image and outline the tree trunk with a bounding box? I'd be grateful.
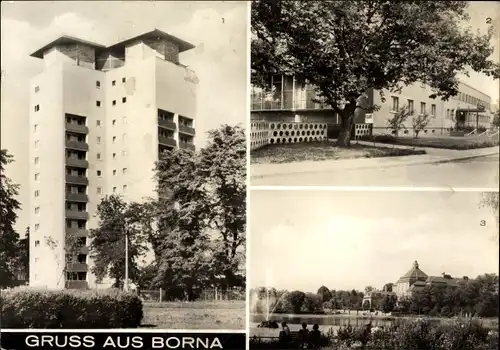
[336,102,357,147]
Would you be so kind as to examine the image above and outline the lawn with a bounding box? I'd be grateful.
[366,134,500,150]
[251,142,426,164]
[141,300,246,329]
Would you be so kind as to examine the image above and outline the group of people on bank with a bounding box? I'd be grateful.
[279,321,322,348]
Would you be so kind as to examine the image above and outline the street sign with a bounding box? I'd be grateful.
[365,113,373,124]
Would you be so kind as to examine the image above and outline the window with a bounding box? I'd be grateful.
[123,116,128,124]
[112,119,116,126]
[35,240,40,247]
[33,124,38,132]
[122,77,126,83]
[113,170,117,176]
[112,136,116,143]
[34,140,39,149]
[96,81,101,88]
[391,97,399,112]
[431,104,436,117]
[420,102,426,115]
[97,187,102,194]
[97,120,101,126]
[34,105,40,112]
[35,173,40,181]
[122,150,128,156]
[113,187,117,193]
[122,97,127,103]
[34,190,40,197]
[34,157,39,165]
[112,80,116,86]
[97,136,101,144]
[122,133,127,141]
[122,168,128,174]
[407,100,414,115]
[97,153,101,160]
[123,185,127,192]
[451,109,455,119]
[34,224,40,231]
[112,100,116,106]
[35,207,40,214]
[112,153,116,159]
[35,257,39,263]
[35,86,40,93]
[96,101,101,107]
[97,170,102,177]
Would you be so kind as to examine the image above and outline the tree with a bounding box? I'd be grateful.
[383,283,394,292]
[317,285,332,302]
[302,293,323,313]
[252,1,500,147]
[0,149,21,287]
[364,286,374,294]
[284,290,306,314]
[89,195,148,288]
[151,148,212,300]
[387,106,411,137]
[197,125,247,289]
[412,113,432,138]
[381,294,398,313]
[492,110,500,129]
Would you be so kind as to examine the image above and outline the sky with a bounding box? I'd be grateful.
[249,190,499,293]
[1,1,248,233]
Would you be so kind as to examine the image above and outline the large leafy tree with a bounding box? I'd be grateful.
[0,149,21,287]
[197,125,246,288]
[89,195,148,288]
[252,0,500,146]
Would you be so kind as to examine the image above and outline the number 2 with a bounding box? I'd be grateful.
[486,18,492,24]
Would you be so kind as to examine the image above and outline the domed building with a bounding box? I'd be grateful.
[394,260,473,299]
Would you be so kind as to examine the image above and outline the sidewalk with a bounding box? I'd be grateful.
[251,145,499,179]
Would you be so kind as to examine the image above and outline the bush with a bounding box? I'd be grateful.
[0,287,143,328]
[359,134,397,144]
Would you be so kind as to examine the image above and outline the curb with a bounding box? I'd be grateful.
[250,151,499,180]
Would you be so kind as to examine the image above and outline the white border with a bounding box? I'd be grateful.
[245,1,252,349]
[0,329,246,333]
[250,186,500,192]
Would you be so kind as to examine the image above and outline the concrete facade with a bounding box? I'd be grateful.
[250,76,493,145]
[29,29,197,289]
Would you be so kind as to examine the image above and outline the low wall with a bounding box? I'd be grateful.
[250,121,270,151]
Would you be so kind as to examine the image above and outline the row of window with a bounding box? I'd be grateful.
[96,77,126,88]
[97,185,127,194]
[391,97,437,116]
[96,150,129,159]
[96,116,128,126]
[97,168,128,176]
[96,134,127,144]
[455,91,489,109]
[96,97,126,107]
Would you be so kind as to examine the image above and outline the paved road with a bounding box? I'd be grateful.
[251,155,499,188]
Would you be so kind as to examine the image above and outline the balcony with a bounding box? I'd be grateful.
[65,123,89,134]
[66,228,88,237]
[251,88,332,111]
[66,158,88,168]
[158,135,177,147]
[65,140,89,151]
[179,125,195,135]
[65,280,89,289]
[179,142,195,151]
[158,118,177,131]
[66,175,88,185]
[66,263,88,272]
[65,193,88,202]
[65,210,89,220]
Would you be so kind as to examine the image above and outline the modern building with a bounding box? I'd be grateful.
[28,29,198,289]
[393,261,473,299]
[250,76,493,149]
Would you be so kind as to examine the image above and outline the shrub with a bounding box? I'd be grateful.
[0,287,143,328]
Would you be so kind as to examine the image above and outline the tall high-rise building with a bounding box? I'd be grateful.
[28,29,198,289]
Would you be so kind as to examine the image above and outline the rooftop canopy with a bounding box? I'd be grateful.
[30,35,106,59]
[30,29,195,59]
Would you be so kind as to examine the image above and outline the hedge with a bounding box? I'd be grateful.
[0,287,143,328]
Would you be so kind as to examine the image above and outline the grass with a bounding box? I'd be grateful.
[365,134,500,150]
[141,300,245,329]
[251,142,426,164]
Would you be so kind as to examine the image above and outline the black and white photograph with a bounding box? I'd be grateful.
[1,0,247,333]
[249,190,499,349]
[250,1,500,187]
